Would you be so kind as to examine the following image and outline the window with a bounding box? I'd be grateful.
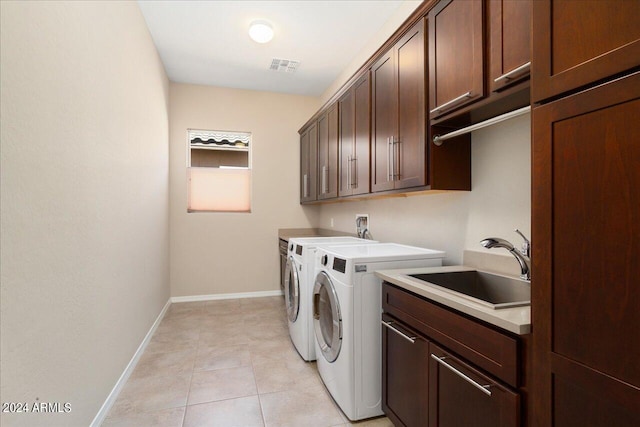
[187,129,251,212]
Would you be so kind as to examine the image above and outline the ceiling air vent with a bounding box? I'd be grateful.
[269,58,300,73]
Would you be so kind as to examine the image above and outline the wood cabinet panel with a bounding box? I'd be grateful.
[353,74,371,195]
[429,0,484,117]
[339,73,370,197]
[382,313,429,427]
[532,0,640,103]
[551,355,640,427]
[429,343,520,427]
[299,123,317,202]
[317,104,338,199]
[338,88,354,196]
[372,19,426,193]
[531,72,640,425]
[551,99,640,384]
[396,20,426,189]
[371,51,396,193]
[489,0,531,92]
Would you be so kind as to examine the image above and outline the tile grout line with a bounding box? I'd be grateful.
[182,303,205,427]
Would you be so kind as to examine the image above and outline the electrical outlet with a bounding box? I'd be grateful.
[355,214,369,238]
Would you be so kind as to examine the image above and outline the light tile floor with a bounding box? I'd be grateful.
[103,297,393,427]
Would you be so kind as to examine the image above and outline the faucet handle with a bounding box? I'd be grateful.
[514,229,530,258]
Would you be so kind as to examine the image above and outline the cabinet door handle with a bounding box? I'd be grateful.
[351,156,357,188]
[303,174,308,198]
[430,91,473,114]
[381,320,416,344]
[393,138,401,179]
[494,61,531,83]
[346,155,351,191]
[391,137,396,181]
[387,137,393,181]
[321,166,327,194]
[430,354,492,396]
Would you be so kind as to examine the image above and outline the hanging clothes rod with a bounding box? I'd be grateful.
[432,105,531,146]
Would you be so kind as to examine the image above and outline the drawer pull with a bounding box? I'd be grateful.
[494,61,531,83]
[430,91,472,114]
[431,354,492,396]
[381,320,416,344]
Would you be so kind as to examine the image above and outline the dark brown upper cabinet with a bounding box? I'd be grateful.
[489,0,531,93]
[317,103,339,200]
[429,0,485,118]
[299,123,317,203]
[531,0,640,103]
[338,72,371,197]
[372,19,427,193]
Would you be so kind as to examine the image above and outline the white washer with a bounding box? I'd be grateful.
[284,236,378,361]
[312,243,446,421]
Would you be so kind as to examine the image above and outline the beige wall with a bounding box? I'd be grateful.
[0,2,170,427]
[169,83,320,297]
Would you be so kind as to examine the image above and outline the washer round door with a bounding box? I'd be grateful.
[313,271,342,362]
[284,256,300,322]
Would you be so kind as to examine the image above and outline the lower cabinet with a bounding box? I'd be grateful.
[382,314,429,426]
[429,344,519,427]
[382,283,525,427]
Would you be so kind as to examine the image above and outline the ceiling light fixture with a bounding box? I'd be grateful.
[249,20,274,44]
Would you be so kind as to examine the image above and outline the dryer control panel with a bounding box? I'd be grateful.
[333,257,346,273]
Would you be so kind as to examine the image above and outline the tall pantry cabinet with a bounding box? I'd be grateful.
[531,0,640,425]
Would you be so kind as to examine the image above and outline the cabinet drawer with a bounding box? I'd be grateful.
[383,283,519,387]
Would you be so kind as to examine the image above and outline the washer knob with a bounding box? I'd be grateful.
[321,255,328,266]
[289,243,294,251]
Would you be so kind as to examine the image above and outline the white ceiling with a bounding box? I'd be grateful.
[137,0,409,97]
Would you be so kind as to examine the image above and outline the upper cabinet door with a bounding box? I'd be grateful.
[352,73,371,196]
[338,88,355,197]
[429,0,485,118]
[396,19,427,190]
[339,73,371,197]
[372,19,426,193]
[300,123,317,203]
[371,50,397,193]
[317,104,339,200]
[489,0,531,92]
[338,72,371,197]
[532,0,640,103]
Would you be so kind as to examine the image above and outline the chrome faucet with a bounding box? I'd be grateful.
[480,229,531,280]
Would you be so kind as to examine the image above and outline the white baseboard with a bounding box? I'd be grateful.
[171,289,284,303]
[90,298,171,427]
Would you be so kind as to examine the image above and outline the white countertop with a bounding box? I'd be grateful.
[375,265,531,335]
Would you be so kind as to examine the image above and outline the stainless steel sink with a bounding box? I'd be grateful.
[408,270,530,309]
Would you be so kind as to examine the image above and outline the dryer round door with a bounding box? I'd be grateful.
[313,271,342,362]
[284,256,300,322]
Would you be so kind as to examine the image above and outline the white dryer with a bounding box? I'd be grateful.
[284,236,378,361]
[312,243,446,421]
